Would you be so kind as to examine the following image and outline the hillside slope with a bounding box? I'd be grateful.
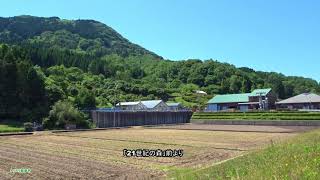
[0,15,161,58]
[0,16,320,122]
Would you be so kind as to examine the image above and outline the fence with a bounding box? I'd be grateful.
[91,111,193,128]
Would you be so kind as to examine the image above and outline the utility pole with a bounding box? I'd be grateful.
[257,92,265,110]
[97,111,99,128]
[308,94,312,109]
[113,102,116,127]
[113,84,119,127]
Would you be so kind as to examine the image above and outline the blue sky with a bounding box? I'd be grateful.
[1,0,320,81]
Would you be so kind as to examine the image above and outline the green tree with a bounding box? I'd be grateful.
[43,100,89,129]
[74,89,96,109]
[229,75,242,93]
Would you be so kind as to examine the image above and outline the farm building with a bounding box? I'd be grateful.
[276,93,320,110]
[207,88,276,112]
[142,100,169,111]
[116,101,146,111]
[116,100,169,111]
[166,102,184,111]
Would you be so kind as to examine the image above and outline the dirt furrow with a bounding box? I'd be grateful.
[0,146,155,179]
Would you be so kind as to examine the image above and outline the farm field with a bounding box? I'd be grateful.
[148,124,317,133]
[0,126,310,179]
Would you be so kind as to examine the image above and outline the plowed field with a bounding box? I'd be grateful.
[0,126,304,179]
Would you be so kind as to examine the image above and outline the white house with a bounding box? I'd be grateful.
[141,100,169,111]
[116,101,147,111]
[116,100,169,111]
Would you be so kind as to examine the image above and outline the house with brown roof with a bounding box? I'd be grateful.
[276,93,320,110]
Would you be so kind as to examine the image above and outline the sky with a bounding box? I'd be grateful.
[1,0,320,81]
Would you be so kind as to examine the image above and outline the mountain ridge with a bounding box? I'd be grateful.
[0,15,319,105]
[0,15,162,58]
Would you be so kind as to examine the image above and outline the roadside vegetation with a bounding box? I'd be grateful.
[170,128,320,179]
[0,120,24,133]
[43,100,91,130]
[192,111,320,120]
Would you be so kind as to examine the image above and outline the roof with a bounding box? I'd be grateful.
[141,100,163,109]
[276,93,320,104]
[166,102,181,107]
[207,88,272,104]
[195,90,207,95]
[208,93,251,104]
[116,100,165,109]
[116,101,140,106]
[250,88,272,96]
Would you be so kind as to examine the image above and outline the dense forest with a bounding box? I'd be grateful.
[0,15,160,58]
[0,15,320,126]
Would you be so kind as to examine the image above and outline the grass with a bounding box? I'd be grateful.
[0,120,24,133]
[192,112,320,120]
[169,128,320,180]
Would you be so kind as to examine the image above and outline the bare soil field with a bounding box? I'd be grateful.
[0,125,307,179]
[147,124,318,133]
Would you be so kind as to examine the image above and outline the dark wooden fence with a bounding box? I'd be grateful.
[91,111,193,128]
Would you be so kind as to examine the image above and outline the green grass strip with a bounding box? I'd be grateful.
[169,129,320,179]
[0,125,24,133]
[0,120,24,133]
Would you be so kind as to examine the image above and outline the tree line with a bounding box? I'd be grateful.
[1,43,320,126]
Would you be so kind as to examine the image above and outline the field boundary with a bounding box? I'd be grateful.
[51,123,188,133]
[147,127,303,133]
[0,132,33,136]
[191,119,320,126]
[51,127,133,133]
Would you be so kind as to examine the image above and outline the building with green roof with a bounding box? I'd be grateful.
[207,88,276,112]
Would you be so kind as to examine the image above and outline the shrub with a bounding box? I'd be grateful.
[43,100,90,129]
[23,122,33,132]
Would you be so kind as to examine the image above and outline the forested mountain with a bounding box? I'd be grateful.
[0,15,161,58]
[1,15,320,123]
